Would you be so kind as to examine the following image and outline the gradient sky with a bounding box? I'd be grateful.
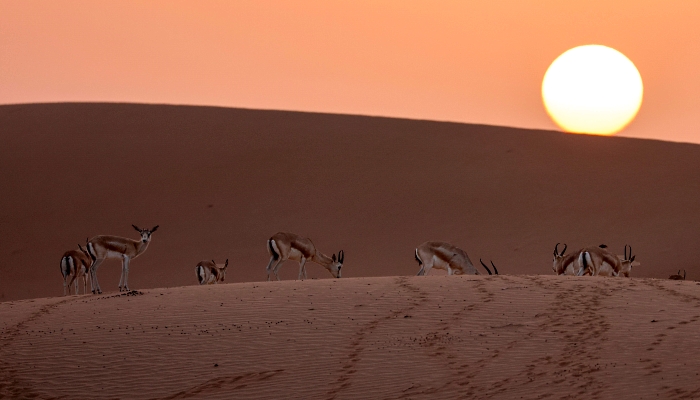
[2,1,699,143]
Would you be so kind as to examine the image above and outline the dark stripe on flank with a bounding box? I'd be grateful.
[196,266,204,284]
[268,240,279,260]
[61,256,71,278]
[86,243,96,261]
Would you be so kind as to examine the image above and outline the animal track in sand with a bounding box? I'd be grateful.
[326,276,429,399]
[155,369,284,400]
[0,297,78,399]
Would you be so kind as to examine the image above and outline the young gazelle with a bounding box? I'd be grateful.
[414,241,494,276]
[669,270,686,280]
[617,245,639,278]
[577,245,621,277]
[86,225,158,294]
[60,244,93,295]
[195,259,229,285]
[552,243,579,275]
[265,232,343,281]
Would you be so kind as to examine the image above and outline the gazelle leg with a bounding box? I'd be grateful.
[266,256,277,281]
[421,261,434,276]
[447,266,453,276]
[272,259,284,281]
[63,278,68,296]
[122,256,131,292]
[118,258,126,292]
[90,258,105,294]
[298,258,307,280]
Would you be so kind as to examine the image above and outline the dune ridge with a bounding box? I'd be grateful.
[1,103,700,301]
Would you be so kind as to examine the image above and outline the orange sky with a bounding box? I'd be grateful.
[2,1,699,143]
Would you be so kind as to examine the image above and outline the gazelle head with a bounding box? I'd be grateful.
[329,250,344,278]
[552,243,568,274]
[133,225,159,243]
[219,259,229,281]
[618,245,638,277]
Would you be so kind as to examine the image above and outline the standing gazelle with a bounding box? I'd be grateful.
[577,245,621,277]
[60,244,93,295]
[86,225,158,294]
[196,259,229,285]
[414,241,495,276]
[265,232,343,281]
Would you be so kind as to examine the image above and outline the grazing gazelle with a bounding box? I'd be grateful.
[414,241,494,276]
[552,243,580,275]
[480,259,500,275]
[60,244,93,296]
[617,245,639,278]
[86,225,159,294]
[577,245,621,277]
[195,259,229,285]
[265,232,343,281]
[669,270,686,280]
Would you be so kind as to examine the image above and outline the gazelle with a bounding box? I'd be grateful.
[414,241,494,276]
[86,225,158,294]
[195,259,229,285]
[552,243,580,275]
[617,245,639,277]
[60,244,93,295]
[265,232,343,281]
[669,270,686,280]
[577,245,621,277]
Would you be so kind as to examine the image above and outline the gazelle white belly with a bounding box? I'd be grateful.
[598,263,617,277]
[287,247,304,261]
[431,255,450,271]
[104,250,126,259]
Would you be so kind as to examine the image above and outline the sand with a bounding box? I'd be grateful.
[2,275,700,399]
[1,103,699,301]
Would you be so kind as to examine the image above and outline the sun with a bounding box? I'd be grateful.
[542,45,643,136]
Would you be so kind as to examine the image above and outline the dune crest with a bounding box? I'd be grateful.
[2,276,700,398]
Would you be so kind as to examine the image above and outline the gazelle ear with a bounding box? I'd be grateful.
[630,255,636,262]
[150,225,159,233]
[339,250,344,263]
[332,254,337,262]
[224,259,229,269]
[132,225,141,232]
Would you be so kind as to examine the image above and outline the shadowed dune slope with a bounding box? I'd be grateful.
[1,103,700,300]
[2,276,700,399]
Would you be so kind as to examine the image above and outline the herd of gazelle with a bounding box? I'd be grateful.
[60,225,158,295]
[60,227,689,296]
[552,243,640,277]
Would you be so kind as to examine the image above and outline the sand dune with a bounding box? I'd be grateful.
[2,276,700,399]
[1,103,700,301]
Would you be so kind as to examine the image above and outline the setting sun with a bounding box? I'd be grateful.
[542,45,643,136]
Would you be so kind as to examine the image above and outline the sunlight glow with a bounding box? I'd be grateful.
[542,45,643,136]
